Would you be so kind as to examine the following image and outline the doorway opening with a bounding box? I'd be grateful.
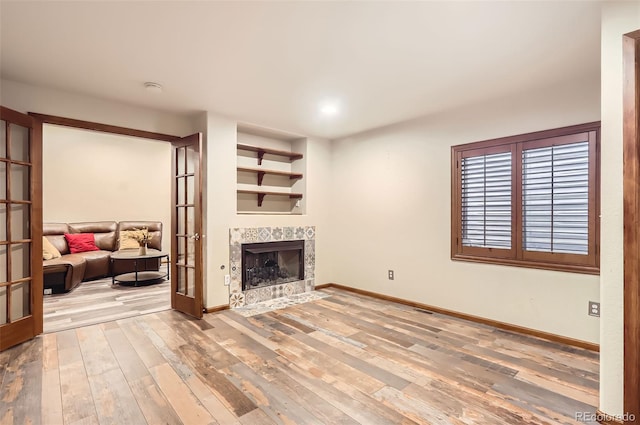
[40,123,173,333]
[31,113,204,332]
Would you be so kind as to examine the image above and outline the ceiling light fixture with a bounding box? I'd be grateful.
[144,82,163,93]
[320,101,339,116]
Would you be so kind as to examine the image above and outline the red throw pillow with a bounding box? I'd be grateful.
[64,233,100,253]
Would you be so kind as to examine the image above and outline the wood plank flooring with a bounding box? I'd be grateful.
[43,265,171,334]
[1,288,599,424]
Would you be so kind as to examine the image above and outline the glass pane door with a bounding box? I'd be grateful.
[0,106,43,351]
[171,134,202,318]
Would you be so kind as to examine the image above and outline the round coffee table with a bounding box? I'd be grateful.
[110,249,169,286]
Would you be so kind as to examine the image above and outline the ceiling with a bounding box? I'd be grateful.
[0,1,602,139]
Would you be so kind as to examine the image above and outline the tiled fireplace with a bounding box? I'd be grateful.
[229,226,315,308]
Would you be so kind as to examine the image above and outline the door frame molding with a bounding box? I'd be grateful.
[29,113,208,327]
[32,115,44,335]
[29,113,179,142]
[622,29,640,423]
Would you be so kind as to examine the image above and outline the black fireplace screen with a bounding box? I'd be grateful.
[241,240,305,290]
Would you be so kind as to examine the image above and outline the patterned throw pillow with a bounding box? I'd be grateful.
[118,230,141,250]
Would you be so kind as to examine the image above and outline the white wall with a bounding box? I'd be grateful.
[329,75,601,343]
[203,112,332,307]
[0,78,195,136]
[599,1,640,416]
[43,125,172,245]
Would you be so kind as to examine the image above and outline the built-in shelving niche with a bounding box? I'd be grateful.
[236,125,306,215]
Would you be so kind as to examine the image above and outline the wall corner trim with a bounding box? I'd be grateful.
[595,409,624,425]
[204,304,230,314]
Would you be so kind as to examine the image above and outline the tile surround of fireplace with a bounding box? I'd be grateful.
[229,226,315,308]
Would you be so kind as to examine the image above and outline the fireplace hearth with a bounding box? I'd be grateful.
[242,240,304,290]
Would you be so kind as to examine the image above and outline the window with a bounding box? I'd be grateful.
[451,122,600,274]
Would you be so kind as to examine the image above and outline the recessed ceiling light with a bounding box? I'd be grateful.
[320,102,339,116]
[144,82,163,93]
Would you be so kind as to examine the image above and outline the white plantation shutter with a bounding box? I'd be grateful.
[461,152,512,249]
[522,141,589,254]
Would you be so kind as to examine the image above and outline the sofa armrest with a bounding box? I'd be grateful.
[44,256,86,292]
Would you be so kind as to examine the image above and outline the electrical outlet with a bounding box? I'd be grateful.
[44,288,52,295]
[588,301,600,317]
[388,270,394,280]
[224,275,230,286]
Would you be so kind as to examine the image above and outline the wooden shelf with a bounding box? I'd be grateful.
[237,190,303,207]
[237,167,303,186]
[237,144,303,165]
[236,135,305,213]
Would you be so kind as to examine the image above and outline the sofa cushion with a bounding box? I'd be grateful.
[65,233,100,254]
[69,221,117,251]
[43,223,70,255]
[75,250,112,280]
[43,236,62,260]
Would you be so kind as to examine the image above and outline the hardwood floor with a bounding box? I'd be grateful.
[43,265,171,334]
[1,288,599,424]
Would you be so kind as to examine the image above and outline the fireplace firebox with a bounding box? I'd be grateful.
[241,240,305,290]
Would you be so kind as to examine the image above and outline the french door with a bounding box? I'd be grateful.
[0,106,43,351]
[171,134,203,318]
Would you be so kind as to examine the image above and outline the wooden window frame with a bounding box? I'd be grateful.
[451,122,600,275]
